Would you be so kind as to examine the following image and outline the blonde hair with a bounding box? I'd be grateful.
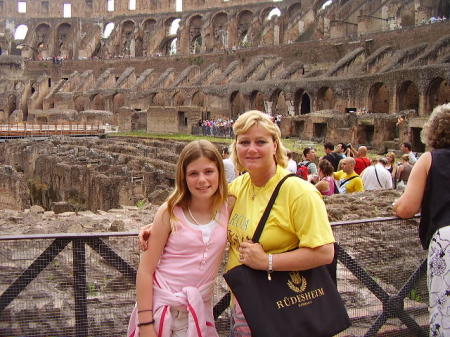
[386,151,396,163]
[166,140,227,231]
[230,110,288,172]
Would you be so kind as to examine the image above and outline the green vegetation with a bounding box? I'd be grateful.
[135,199,147,209]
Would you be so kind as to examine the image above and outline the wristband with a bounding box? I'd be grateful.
[267,253,273,280]
[138,309,153,314]
[138,319,155,327]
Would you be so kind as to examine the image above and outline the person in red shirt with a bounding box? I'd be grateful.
[353,146,371,175]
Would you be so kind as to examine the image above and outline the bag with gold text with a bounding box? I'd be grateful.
[223,174,350,337]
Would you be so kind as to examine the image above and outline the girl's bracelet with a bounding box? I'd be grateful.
[138,309,153,314]
[138,319,155,327]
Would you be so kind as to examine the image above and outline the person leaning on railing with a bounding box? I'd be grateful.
[393,103,450,337]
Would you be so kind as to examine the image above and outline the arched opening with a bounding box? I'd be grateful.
[6,94,17,117]
[91,94,105,110]
[14,24,28,40]
[113,93,125,113]
[152,92,165,106]
[271,89,288,116]
[294,89,311,115]
[436,0,450,18]
[398,81,419,112]
[103,22,115,38]
[142,19,156,56]
[192,91,205,107]
[189,15,203,54]
[230,91,245,120]
[316,87,335,110]
[173,92,185,106]
[56,23,72,59]
[263,7,281,22]
[369,82,390,113]
[74,96,89,112]
[250,90,265,112]
[287,3,301,18]
[237,10,253,48]
[34,23,51,60]
[212,12,228,51]
[427,77,450,114]
[120,20,135,56]
[166,18,180,36]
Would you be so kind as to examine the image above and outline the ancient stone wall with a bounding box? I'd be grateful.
[0,0,449,152]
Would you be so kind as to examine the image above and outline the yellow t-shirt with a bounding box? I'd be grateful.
[333,170,364,193]
[226,166,335,271]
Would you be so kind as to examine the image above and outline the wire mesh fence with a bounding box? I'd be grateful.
[0,217,428,337]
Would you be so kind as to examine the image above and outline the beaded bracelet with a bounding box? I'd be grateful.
[138,319,155,327]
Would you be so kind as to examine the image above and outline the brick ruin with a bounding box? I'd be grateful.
[0,0,449,153]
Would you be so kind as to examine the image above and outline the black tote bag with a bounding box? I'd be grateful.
[223,174,350,337]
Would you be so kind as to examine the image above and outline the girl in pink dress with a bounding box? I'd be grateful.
[127,140,229,337]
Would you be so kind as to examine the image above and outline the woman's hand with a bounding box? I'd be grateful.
[238,241,268,270]
[139,324,157,337]
[138,223,153,251]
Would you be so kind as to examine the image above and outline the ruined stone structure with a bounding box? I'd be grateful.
[0,0,449,152]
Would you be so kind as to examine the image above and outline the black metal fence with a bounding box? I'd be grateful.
[0,216,428,337]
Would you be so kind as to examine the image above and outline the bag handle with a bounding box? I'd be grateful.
[252,173,297,243]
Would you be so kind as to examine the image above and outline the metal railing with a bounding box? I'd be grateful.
[0,216,428,337]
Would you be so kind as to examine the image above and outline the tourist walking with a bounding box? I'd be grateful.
[393,103,450,337]
[128,140,229,337]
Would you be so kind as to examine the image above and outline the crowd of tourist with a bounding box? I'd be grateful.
[198,118,234,138]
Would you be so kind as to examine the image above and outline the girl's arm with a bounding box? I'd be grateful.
[136,204,171,337]
[315,180,329,194]
[393,152,431,218]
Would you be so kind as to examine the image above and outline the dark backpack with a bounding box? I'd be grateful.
[296,162,311,180]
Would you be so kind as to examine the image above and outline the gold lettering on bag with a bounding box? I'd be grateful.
[274,272,327,310]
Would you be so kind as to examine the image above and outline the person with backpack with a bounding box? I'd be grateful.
[321,143,341,171]
[333,157,364,193]
[296,147,317,180]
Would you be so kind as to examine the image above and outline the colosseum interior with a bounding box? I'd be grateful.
[0,0,449,211]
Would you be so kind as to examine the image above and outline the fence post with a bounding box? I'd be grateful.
[73,239,88,337]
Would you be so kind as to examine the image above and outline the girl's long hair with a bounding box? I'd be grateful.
[166,140,227,231]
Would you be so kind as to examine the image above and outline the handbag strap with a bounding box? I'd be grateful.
[252,173,297,243]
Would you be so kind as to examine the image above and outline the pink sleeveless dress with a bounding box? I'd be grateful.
[127,203,228,337]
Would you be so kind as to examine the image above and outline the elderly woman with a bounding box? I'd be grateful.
[393,103,450,337]
[227,110,335,335]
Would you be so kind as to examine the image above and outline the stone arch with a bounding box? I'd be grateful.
[189,15,203,54]
[287,3,301,18]
[74,96,90,112]
[397,80,419,112]
[271,89,288,116]
[192,91,205,107]
[142,19,157,56]
[316,87,335,110]
[165,17,180,36]
[103,22,115,38]
[120,20,136,56]
[34,23,51,60]
[230,91,245,120]
[113,93,125,113]
[250,90,265,112]
[294,89,311,115]
[426,77,450,114]
[91,94,105,110]
[396,3,415,27]
[237,10,253,48]
[159,36,177,55]
[55,23,72,59]
[369,82,390,113]
[14,24,29,40]
[153,92,165,106]
[212,12,228,51]
[173,91,186,106]
[262,6,281,22]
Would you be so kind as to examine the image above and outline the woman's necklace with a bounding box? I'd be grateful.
[188,207,214,226]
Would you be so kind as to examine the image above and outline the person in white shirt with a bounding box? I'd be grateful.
[286,150,297,174]
[222,146,237,183]
[361,157,393,190]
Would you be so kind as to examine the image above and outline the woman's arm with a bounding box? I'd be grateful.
[136,204,171,337]
[393,152,431,218]
[239,242,334,271]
